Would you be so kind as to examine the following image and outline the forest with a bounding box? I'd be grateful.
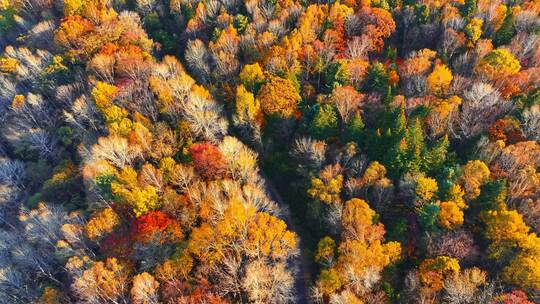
[0,0,539,303]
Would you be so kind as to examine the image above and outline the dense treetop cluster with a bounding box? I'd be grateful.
[0,0,539,303]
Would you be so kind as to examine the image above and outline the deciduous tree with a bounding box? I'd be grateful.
[84,207,121,241]
[476,49,521,80]
[189,142,227,180]
[418,256,460,294]
[130,272,159,304]
[257,75,301,119]
[71,257,131,303]
[438,201,464,230]
[308,164,343,205]
[427,63,453,96]
[459,160,490,201]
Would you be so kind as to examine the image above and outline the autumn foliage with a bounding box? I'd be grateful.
[189,142,227,180]
[2,0,540,302]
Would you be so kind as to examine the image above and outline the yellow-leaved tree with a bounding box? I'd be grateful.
[111,167,161,217]
[246,212,297,260]
[418,256,460,294]
[91,81,118,111]
[0,57,18,74]
[308,165,343,205]
[234,85,262,126]
[476,49,521,80]
[257,75,301,118]
[484,208,540,291]
[503,234,540,291]
[84,207,121,240]
[459,160,491,201]
[188,200,297,264]
[427,63,453,95]
[315,198,401,297]
[483,209,530,255]
[239,63,265,92]
[438,201,464,230]
[465,18,483,44]
[415,175,439,204]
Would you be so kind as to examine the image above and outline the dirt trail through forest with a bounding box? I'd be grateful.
[263,175,312,304]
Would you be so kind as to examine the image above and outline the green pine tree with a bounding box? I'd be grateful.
[364,63,388,93]
[344,113,365,143]
[417,203,441,233]
[424,135,449,172]
[494,12,516,47]
[461,0,477,17]
[473,180,508,213]
[309,104,339,140]
[383,104,408,177]
[405,118,426,174]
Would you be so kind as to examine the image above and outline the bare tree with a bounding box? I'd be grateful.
[453,82,513,139]
[89,135,141,168]
[64,95,103,136]
[211,255,244,298]
[509,32,539,63]
[290,137,327,177]
[26,21,56,50]
[88,54,116,82]
[135,0,156,16]
[2,93,58,159]
[2,46,52,84]
[71,257,131,304]
[346,36,370,60]
[185,39,211,83]
[0,266,32,304]
[443,268,487,304]
[515,10,540,33]
[522,105,540,142]
[427,229,480,263]
[219,136,261,184]
[518,198,540,233]
[181,93,228,143]
[0,158,26,207]
[242,260,296,304]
